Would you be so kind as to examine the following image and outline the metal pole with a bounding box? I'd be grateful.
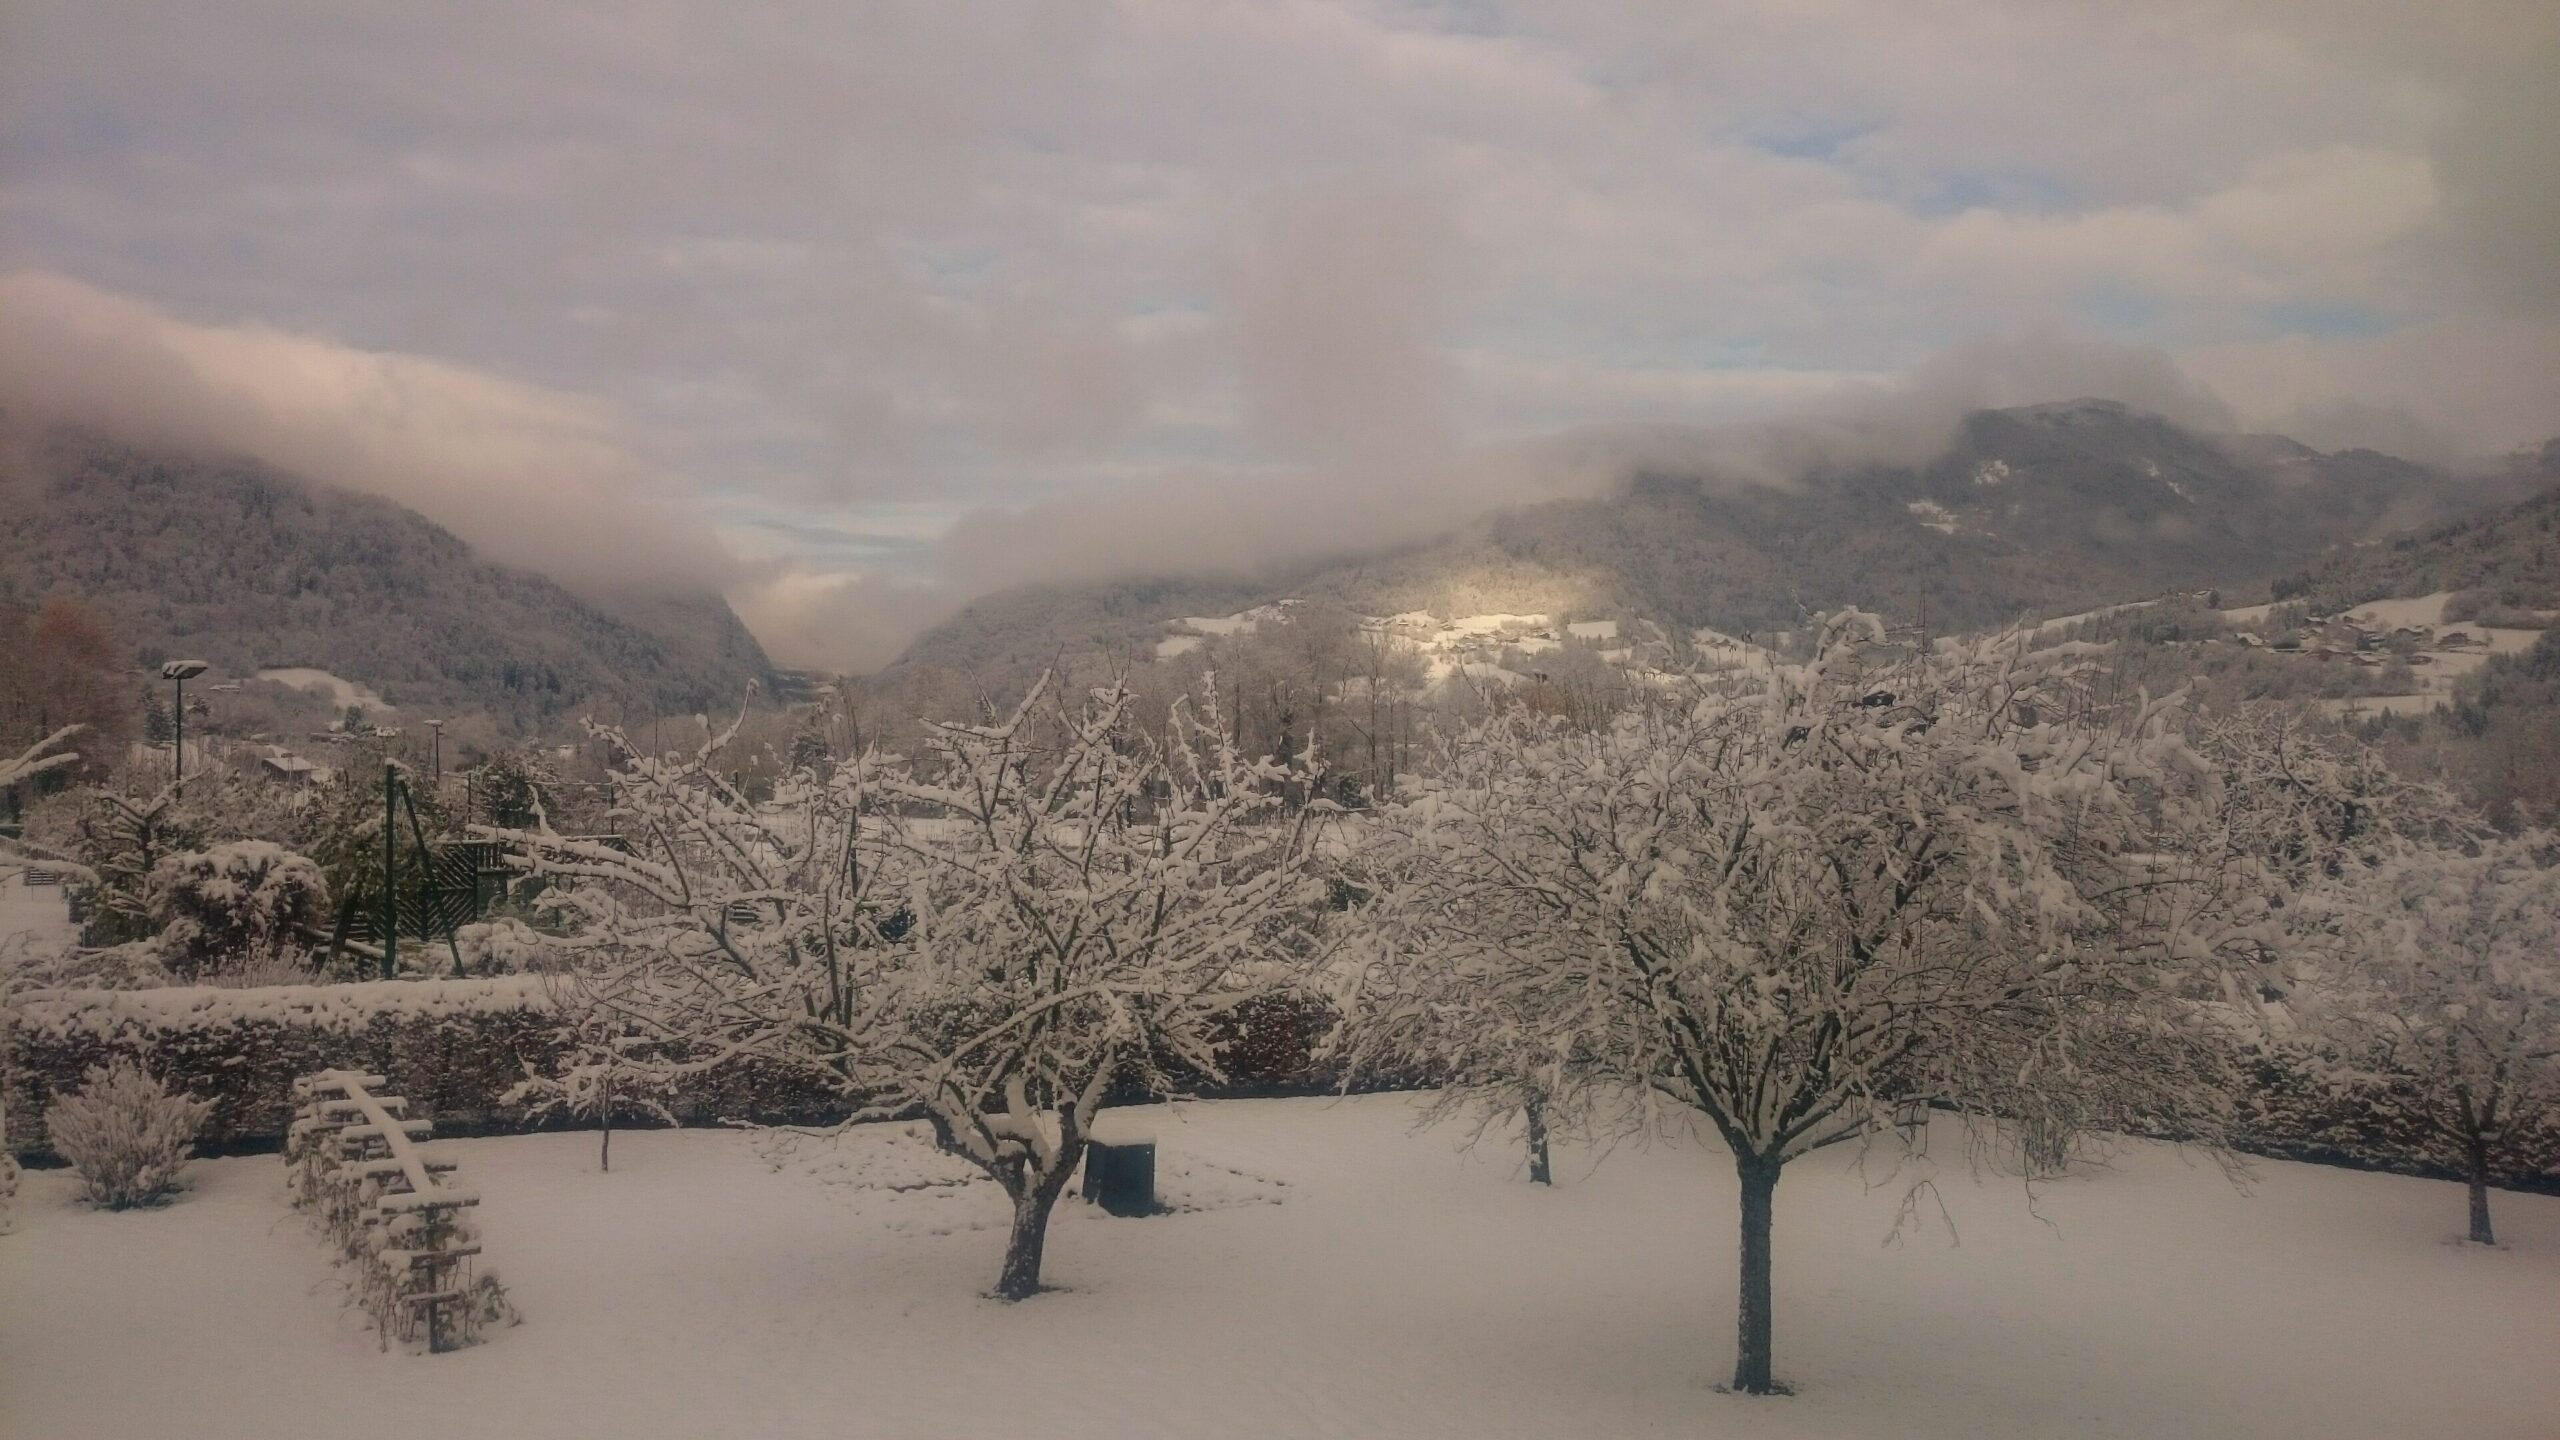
[381,762,399,980]
[171,675,185,794]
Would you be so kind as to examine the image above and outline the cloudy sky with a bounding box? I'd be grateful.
[4,1,2555,668]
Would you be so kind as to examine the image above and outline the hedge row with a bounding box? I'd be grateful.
[9,981,2548,1195]
[3,980,1339,1163]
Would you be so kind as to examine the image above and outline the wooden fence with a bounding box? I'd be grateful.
[287,1069,499,1351]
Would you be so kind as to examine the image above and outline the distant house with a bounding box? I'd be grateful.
[258,748,334,789]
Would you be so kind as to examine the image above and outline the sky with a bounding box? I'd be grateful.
[3,1,2555,670]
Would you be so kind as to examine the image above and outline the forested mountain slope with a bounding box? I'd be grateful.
[0,421,774,726]
[893,400,2540,689]
[2270,441,2560,617]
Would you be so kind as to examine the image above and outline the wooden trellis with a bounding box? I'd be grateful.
[287,1069,493,1352]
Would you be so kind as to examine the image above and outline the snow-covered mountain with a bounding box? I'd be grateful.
[0,420,775,727]
[890,400,2549,690]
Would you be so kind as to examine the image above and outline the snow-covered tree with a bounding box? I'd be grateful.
[139,687,173,747]
[1344,615,2260,1394]
[787,710,832,779]
[1333,829,1616,1186]
[66,783,205,946]
[510,962,675,1175]
[498,676,1330,1298]
[0,725,82,845]
[2311,834,2560,1243]
[474,749,547,830]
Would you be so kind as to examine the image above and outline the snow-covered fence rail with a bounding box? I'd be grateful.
[287,1069,495,1351]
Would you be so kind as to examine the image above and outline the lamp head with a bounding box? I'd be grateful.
[161,660,209,681]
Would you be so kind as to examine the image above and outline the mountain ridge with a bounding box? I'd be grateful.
[887,401,2549,690]
[0,420,776,728]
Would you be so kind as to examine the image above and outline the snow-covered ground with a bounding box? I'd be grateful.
[0,871,77,966]
[7,1095,2556,1440]
[255,666,395,715]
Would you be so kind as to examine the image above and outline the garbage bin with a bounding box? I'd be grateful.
[1083,1137,1156,1217]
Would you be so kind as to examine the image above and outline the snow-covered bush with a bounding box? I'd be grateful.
[147,841,329,977]
[0,1100,18,1233]
[46,1061,214,1209]
[69,785,206,946]
[21,938,179,991]
[453,918,547,975]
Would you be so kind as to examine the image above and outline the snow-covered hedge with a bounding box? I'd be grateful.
[5,979,1342,1163]
[6,978,579,1161]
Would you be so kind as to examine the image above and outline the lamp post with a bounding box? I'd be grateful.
[425,718,445,791]
[160,660,208,793]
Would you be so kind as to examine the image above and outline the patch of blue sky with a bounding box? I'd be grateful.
[2263,301,2395,341]
[0,105,140,165]
[1743,118,1879,163]
[1911,169,2074,216]
[2072,284,2167,335]
[900,240,1001,296]
[711,495,968,569]
[1375,0,1508,37]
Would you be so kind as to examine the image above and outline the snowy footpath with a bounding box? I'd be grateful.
[6,1094,2557,1440]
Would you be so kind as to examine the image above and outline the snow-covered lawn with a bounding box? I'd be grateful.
[0,871,77,964]
[6,1095,2556,1440]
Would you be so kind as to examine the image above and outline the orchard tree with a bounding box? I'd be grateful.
[2318,834,2560,1244]
[498,676,1330,1299]
[0,725,83,814]
[1335,825,1620,1186]
[1347,615,2260,1394]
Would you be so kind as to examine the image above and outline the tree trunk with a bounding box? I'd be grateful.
[2466,1142,2495,1245]
[1732,1155,1783,1395]
[994,1163,1076,1301]
[1524,1095,1553,1186]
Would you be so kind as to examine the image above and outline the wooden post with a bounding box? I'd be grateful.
[381,764,398,980]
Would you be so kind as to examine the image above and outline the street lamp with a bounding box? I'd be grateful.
[425,718,445,789]
[160,660,208,793]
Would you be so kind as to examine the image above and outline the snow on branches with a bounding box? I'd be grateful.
[1341,613,2264,1392]
[2308,832,2560,1243]
[494,676,1330,1298]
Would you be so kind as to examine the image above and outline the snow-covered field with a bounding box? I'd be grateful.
[7,1095,2556,1440]
[0,871,77,962]
[254,666,394,715]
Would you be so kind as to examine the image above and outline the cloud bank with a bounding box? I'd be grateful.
[0,272,728,594]
[4,1,2554,668]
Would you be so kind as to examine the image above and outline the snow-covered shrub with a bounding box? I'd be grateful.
[147,841,329,978]
[452,918,547,975]
[20,938,178,991]
[0,1101,18,1233]
[70,786,207,946]
[46,1061,214,1209]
